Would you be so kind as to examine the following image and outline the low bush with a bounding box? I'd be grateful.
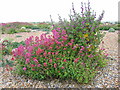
[11,1,108,84]
[1,40,25,55]
[99,25,120,30]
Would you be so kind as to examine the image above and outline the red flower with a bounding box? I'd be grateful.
[10,67,13,71]
[11,57,15,61]
[6,68,9,71]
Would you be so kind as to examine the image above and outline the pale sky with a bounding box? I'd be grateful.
[0,0,119,23]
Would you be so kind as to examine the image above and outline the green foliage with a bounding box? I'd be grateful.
[16,35,22,38]
[37,23,50,29]
[1,40,25,55]
[108,28,115,32]
[99,25,120,30]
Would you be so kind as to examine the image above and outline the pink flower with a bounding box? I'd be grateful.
[61,67,65,69]
[25,53,31,58]
[43,63,47,67]
[61,29,66,34]
[56,58,60,60]
[49,59,52,63]
[36,48,43,55]
[79,51,82,53]
[100,48,105,50]
[62,36,67,41]
[48,52,51,55]
[80,46,85,50]
[54,63,57,68]
[81,62,85,65]
[55,51,59,55]
[65,44,68,46]
[43,52,47,56]
[63,48,66,50]
[25,58,30,64]
[88,54,93,58]
[30,64,35,67]
[37,64,41,67]
[74,58,79,63]
[68,43,72,46]
[71,39,74,42]
[49,47,53,49]
[10,67,13,71]
[104,53,108,56]
[63,59,67,62]
[33,59,38,64]
[23,67,27,71]
[52,52,54,55]
[32,69,35,71]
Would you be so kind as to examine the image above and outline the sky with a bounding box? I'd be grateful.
[0,0,119,23]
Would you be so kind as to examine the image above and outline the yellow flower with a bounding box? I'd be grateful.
[88,49,91,51]
[84,34,88,38]
[86,38,89,41]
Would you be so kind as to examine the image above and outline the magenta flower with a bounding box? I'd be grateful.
[71,39,74,42]
[79,51,82,53]
[36,48,44,55]
[61,29,66,34]
[32,69,35,71]
[30,64,35,67]
[49,59,52,63]
[68,43,72,46]
[25,53,31,58]
[61,67,65,69]
[55,51,59,55]
[43,63,47,67]
[25,58,30,64]
[88,54,93,58]
[48,52,51,55]
[23,67,27,71]
[63,48,67,50]
[37,64,41,67]
[74,58,79,63]
[49,47,53,49]
[63,59,67,62]
[54,63,57,68]
[33,58,38,64]
[52,52,54,55]
[43,52,47,56]
[104,53,108,56]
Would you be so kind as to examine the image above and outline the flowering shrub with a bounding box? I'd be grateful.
[11,1,108,83]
